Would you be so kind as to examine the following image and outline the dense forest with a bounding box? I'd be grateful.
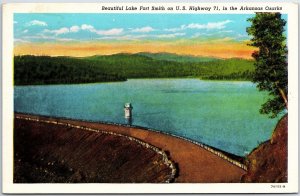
[14,55,126,85]
[14,53,254,85]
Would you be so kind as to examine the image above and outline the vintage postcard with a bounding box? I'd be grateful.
[2,2,298,194]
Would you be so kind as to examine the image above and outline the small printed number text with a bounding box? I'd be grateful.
[271,185,285,188]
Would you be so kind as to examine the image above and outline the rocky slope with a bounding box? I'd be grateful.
[242,115,287,182]
[14,118,175,183]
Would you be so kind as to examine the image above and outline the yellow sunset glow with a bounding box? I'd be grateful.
[14,40,255,59]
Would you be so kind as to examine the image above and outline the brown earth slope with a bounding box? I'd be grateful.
[14,113,246,183]
[14,118,174,183]
[242,115,287,183]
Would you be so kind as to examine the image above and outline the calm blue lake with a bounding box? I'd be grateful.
[14,79,280,156]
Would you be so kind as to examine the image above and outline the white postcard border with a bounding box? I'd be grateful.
[2,2,299,194]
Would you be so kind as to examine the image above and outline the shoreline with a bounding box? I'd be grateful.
[15,112,247,182]
[14,112,245,162]
[14,77,252,86]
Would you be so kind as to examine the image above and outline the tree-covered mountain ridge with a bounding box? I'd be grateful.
[14,53,254,85]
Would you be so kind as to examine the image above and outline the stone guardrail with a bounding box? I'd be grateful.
[153,132,248,171]
[15,114,247,172]
[99,119,248,171]
[15,115,177,183]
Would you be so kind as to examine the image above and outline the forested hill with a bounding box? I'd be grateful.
[14,53,254,85]
[14,55,127,85]
[137,52,217,63]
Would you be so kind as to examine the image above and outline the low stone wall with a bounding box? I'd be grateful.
[101,120,248,171]
[15,114,247,171]
[121,123,247,171]
[15,115,177,183]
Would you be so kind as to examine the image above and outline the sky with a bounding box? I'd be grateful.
[14,14,260,58]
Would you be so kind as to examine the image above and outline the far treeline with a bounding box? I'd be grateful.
[14,53,254,85]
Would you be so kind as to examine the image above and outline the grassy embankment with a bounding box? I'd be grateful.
[14,53,254,85]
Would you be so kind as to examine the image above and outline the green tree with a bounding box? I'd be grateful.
[247,13,288,118]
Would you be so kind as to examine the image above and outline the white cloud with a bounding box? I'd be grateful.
[164,27,182,32]
[26,20,47,26]
[44,25,79,36]
[192,30,235,38]
[131,26,154,33]
[23,29,28,34]
[42,24,124,38]
[14,38,30,43]
[97,32,185,40]
[235,33,249,40]
[191,32,214,38]
[54,27,70,35]
[14,21,18,24]
[101,32,182,39]
[22,35,74,42]
[165,20,233,32]
[219,30,234,33]
[42,24,123,37]
[97,34,149,40]
[156,33,186,38]
[44,27,69,35]
[80,24,123,35]
[237,33,248,38]
[185,20,232,30]
[55,38,74,41]
[96,28,123,35]
[70,25,80,33]
[81,24,96,32]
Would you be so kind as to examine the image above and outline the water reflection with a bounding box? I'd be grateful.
[125,117,133,125]
[14,79,278,156]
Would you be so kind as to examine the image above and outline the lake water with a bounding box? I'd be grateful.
[14,79,280,156]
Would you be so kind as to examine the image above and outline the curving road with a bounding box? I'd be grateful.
[15,113,246,183]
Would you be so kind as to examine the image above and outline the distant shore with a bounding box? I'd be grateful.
[14,54,254,85]
[14,113,246,183]
[14,77,253,87]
